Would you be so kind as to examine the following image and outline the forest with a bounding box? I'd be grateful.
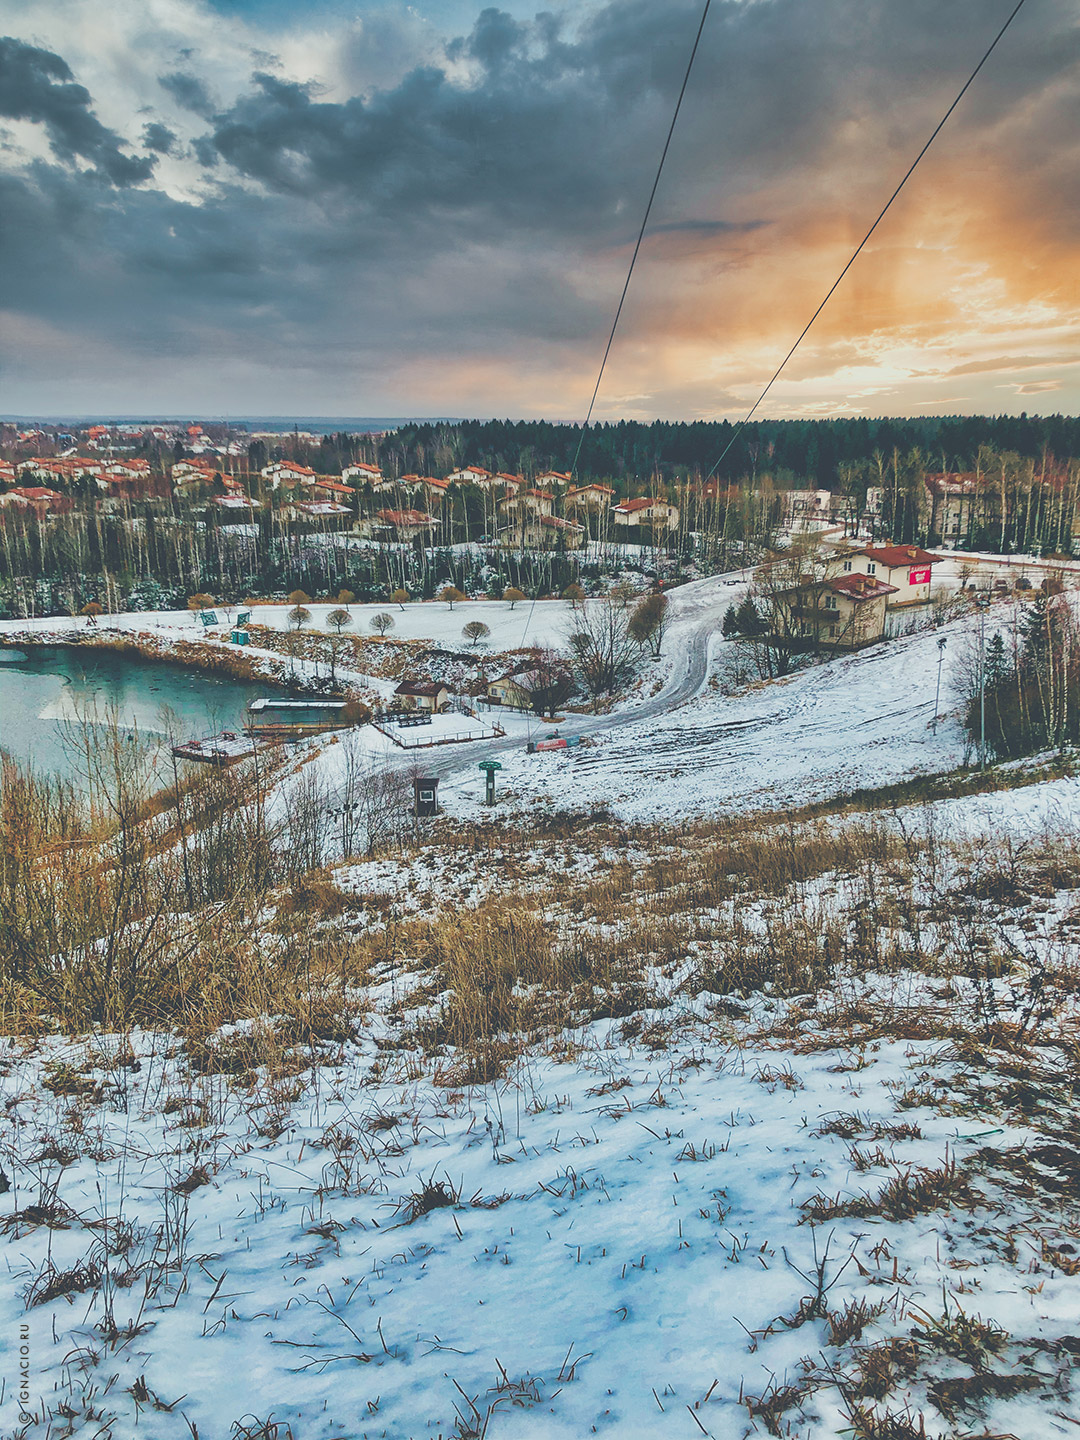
[4,412,1080,618]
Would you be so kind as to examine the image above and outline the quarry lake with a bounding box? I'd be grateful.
[0,646,262,779]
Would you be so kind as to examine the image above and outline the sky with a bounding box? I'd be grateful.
[0,0,1078,422]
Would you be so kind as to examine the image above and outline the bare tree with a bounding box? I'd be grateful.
[567,598,638,704]
[462,620,491,648]
[370,612,395,636]
[335,739,413,857]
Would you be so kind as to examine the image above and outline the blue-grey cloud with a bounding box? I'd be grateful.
[0,36,154,185]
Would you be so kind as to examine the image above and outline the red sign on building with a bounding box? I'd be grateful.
[909,567,931,585]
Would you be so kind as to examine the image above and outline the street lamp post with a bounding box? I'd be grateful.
[977,594,991,768]
[932,635,947,734]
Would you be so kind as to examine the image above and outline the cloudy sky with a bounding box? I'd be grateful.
[0,0,1077,420]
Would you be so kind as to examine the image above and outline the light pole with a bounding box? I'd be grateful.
[977,593,991,768]
[932,635,947,734]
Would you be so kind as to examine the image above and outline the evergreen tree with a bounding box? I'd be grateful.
[735,596,766,636]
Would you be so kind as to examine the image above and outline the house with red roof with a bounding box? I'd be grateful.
[845,544,941,608]
[497,514,584,551]
[366,508,438,538]
[262,461,316,489]
[565,483,615,511]
[613,496,679,532]
[445,465,495,487]
[773,572,898,649]
[0,486,71,516]
[310,477,356,504]
[342,462,383,485]
[499,488,554,520]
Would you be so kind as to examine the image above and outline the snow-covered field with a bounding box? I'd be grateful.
[6,566,1080,1438]
[0,597,581,658]
[5,796,1080,1439]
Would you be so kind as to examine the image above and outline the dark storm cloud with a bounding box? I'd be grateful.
[192,0,1080,253]
[0,36,154,185]
[158,71,217,118]
[2,0,1080,410]
[142,122,178,154]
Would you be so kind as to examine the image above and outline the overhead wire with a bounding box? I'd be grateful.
[515,0,713,683]
[704,0,1031,480]
[568,0,714,482]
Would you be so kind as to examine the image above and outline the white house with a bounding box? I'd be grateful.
[393,680,449,712]
[613,497,679,531]
[499,488,554,521]
[774,572,898,649]
[843,544,940,608]
[262,462,316,489]
[497,514,584,550]
[446,465,495,487]
[565,483,615,511]
[342,462,382,485]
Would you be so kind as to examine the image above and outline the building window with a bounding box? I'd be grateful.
[843,560,852,572]
[867,563,876,575]
[829,625,837,637]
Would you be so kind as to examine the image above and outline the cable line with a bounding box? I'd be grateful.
[569,0,713,480]
[705,0,1031,480]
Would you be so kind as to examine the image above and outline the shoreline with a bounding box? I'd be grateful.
[0,625,300,692]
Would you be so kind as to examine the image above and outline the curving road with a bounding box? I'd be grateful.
[397,570,745,794]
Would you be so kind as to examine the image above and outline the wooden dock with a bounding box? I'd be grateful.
[171,731,264,765]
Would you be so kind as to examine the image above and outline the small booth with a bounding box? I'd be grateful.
[413,776,439,817]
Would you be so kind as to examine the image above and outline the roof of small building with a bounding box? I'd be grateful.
[539,515,584,531]
[614,496,672,514]
[9,486,63,500]
[376,508,436,526]
[857,544,939,568]
[924,471,981,494]
[827,574,899,602]
[567,483,615,497]
[395,680,447,697]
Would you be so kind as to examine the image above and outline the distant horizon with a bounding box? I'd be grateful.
[4,409,1078,433]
